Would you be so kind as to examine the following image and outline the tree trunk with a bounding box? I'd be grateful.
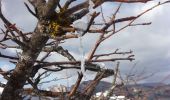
[1,23,49,100]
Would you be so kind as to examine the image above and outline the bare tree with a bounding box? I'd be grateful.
[0,0,169,99]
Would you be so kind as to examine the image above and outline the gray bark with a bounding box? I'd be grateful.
[1,23,49,100]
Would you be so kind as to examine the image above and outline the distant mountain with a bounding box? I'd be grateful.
[128,82,166,88]
[78,80,112,93]
[75,81,170,99]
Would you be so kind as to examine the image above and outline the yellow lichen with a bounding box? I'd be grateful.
[48,20,60,37]
[48,8,71,37]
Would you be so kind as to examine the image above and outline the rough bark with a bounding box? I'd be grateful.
[1,23,49,100]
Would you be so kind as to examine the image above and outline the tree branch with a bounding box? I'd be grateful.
[43,46,76,61]
[64,0,76,9]
[68,72,83,98]
[40,57,134,67]
[24,2,38,18]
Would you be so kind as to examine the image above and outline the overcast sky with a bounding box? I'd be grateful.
[0,0,170,87]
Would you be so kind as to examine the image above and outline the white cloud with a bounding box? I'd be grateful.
[134,1,164,20]
[166,51,170,58]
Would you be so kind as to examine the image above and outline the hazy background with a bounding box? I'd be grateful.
[0,0,170,88]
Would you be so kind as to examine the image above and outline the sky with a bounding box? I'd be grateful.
[0,0,170,88]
